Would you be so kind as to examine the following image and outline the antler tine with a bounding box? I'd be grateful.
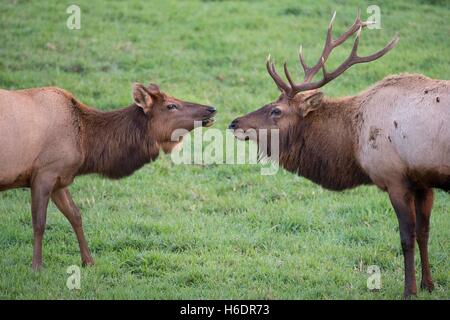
[326,11,336,46]
[298,45,310,76]
[350,26,363,58]
[283,62,297,88]
[329,11,337,29]
[354,33,400,63]
[303,11,338,82]
[333,9,365,47]
[325,11,336,49]
[266,56,291,93]
[320,57,327,78]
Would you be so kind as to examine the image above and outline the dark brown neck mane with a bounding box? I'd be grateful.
[279,98,372,191]
[76,103,160,179]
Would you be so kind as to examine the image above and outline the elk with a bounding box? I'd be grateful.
[0,83,216,270]
[229,12,449,298]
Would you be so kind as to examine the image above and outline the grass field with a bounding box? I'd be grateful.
[0,0,449,299]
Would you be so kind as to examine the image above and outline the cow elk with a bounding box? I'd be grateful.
[0,83,216,269]
[229,12,449,298]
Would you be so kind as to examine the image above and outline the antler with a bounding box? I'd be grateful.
[266,10,399,98]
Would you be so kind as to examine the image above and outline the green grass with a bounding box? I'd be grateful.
[0,0,449,299]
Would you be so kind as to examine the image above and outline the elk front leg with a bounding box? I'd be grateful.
[414,188,434,292]
[51,188,94,266]
[30,174,56,270]
[388,185,417,299]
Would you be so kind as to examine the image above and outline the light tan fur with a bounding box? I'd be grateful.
[0,87,82,190]
[356,74,450,189]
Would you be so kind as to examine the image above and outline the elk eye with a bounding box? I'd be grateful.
[270,108,282,116]
[166,104,178,110]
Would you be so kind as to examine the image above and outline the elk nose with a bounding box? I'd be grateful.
[228,119,238,130]
[207,106,216,114]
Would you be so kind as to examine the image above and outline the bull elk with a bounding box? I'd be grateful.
[0,83,216,270]
[229,12,449,298]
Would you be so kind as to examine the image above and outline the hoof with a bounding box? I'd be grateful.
[420,280,434,292]
[403,291,417,300]
[82,258,95,267]
[31,263,42,271]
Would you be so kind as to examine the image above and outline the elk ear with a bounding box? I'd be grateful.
[133,83,153,114]
[298,91,324,117]
[146,83,161,96]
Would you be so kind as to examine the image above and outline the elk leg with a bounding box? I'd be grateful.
[30,174,56,270]
[414,188,434,292]
[51,188,94,266]
[388,186,417,299]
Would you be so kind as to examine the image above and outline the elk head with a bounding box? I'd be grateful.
[229,11,399,153]
[133,83,216,153]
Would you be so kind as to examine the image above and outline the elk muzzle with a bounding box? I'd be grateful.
[228,117,256,141]
[201,106,217,127]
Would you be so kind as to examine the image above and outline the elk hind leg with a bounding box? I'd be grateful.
[30,173,57,270]
[388,184,417,299]
[414,188,434,292]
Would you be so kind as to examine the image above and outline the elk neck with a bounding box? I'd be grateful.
[76,102,160,179]
[279,96,372,191]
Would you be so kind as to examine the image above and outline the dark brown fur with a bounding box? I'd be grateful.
[76,103,160,179]
[278,101,372,190]
[407,169,450,192]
